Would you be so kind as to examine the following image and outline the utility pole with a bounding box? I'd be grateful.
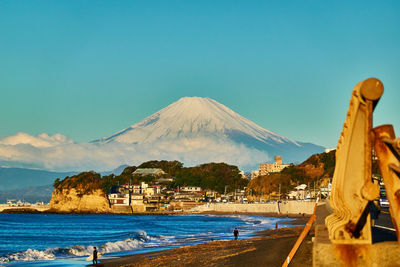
[314,181,316,199]
[279,184,281,200]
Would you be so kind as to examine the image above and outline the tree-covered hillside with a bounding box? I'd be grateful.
[247,150,336,198]
[173,163,247,193]
[53,161,249,195]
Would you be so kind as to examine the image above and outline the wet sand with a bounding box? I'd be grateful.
[100,216,312,267]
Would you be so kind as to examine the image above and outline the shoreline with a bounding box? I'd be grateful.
[0,208,312,219]
[98,215,310,267]
[0,208,184,215]
[0,212,311,266]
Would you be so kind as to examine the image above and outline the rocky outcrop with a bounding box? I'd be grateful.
[50,188,112,213]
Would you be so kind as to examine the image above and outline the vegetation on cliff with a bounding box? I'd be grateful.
[53,171,102,196]
[138,160,183,176]
[172,163,247,193]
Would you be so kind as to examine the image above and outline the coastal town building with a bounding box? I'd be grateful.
[232,189,246,203]
[205,190,218,200]
[180,186,202,192]
[108,181,234,211]
[122,184,141,193]
[130,194,144,205]
[142,183,161,196]
[120,182,161,195]
[108,182,166,211]
[174,191,203,202]
[170,188,207,210]
[258,156,290,176]
[288,184,307,200]
[108,192,130,206]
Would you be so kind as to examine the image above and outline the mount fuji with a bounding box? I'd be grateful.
[0,97,324,172]
[95,97,324,167]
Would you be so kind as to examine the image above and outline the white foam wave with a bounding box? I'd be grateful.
[0,248,55,263]
[0,231,152,263]
[237,215,274,225]
[101,238,141,254]
[67,245,92,256]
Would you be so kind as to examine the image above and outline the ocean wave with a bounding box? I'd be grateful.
[0,231,151,263]
[223,214,276,226]
[0,215,287,264]
[0,248,55,263]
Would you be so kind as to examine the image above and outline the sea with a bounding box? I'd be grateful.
[0,213,294,266]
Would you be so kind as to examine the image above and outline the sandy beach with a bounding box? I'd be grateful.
[99,215,311,267]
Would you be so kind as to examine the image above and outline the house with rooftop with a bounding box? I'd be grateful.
[180,186,202,192]
[108,186,130,206]
[141,182,161,196]
[130,194,144,206]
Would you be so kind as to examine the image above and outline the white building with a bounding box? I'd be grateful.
[288,184,307,200]
[180,186,202,192]
[122,184,141,194]
[130,194,144,205]
[121,182,161,195]
[258,156,290,176]
[108,193,130,206]
[141,182,161,196]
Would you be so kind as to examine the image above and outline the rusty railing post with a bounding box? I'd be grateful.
[373,125,400,243]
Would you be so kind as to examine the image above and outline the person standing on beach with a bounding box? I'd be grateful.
[93,247,98,265]
[233,228,239,240]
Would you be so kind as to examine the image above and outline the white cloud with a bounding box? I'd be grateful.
[0,132,269,172]
[0,132,73,148]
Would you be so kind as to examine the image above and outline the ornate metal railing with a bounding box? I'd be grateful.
[325,78,400,244]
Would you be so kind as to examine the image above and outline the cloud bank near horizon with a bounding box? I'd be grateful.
[0,132,270,172]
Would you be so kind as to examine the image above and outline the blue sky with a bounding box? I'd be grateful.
[0,1,399,149]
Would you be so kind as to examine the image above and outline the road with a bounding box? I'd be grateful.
[373,207,397,243]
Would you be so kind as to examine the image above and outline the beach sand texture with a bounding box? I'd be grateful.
[101,221,312,267]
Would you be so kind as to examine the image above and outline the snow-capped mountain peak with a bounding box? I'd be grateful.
[98,96,298,146]
[0,97,323,172]
[95,97,323,165]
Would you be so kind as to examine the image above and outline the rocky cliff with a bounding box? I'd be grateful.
[49,171,112,213]
[50,188,111,213]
